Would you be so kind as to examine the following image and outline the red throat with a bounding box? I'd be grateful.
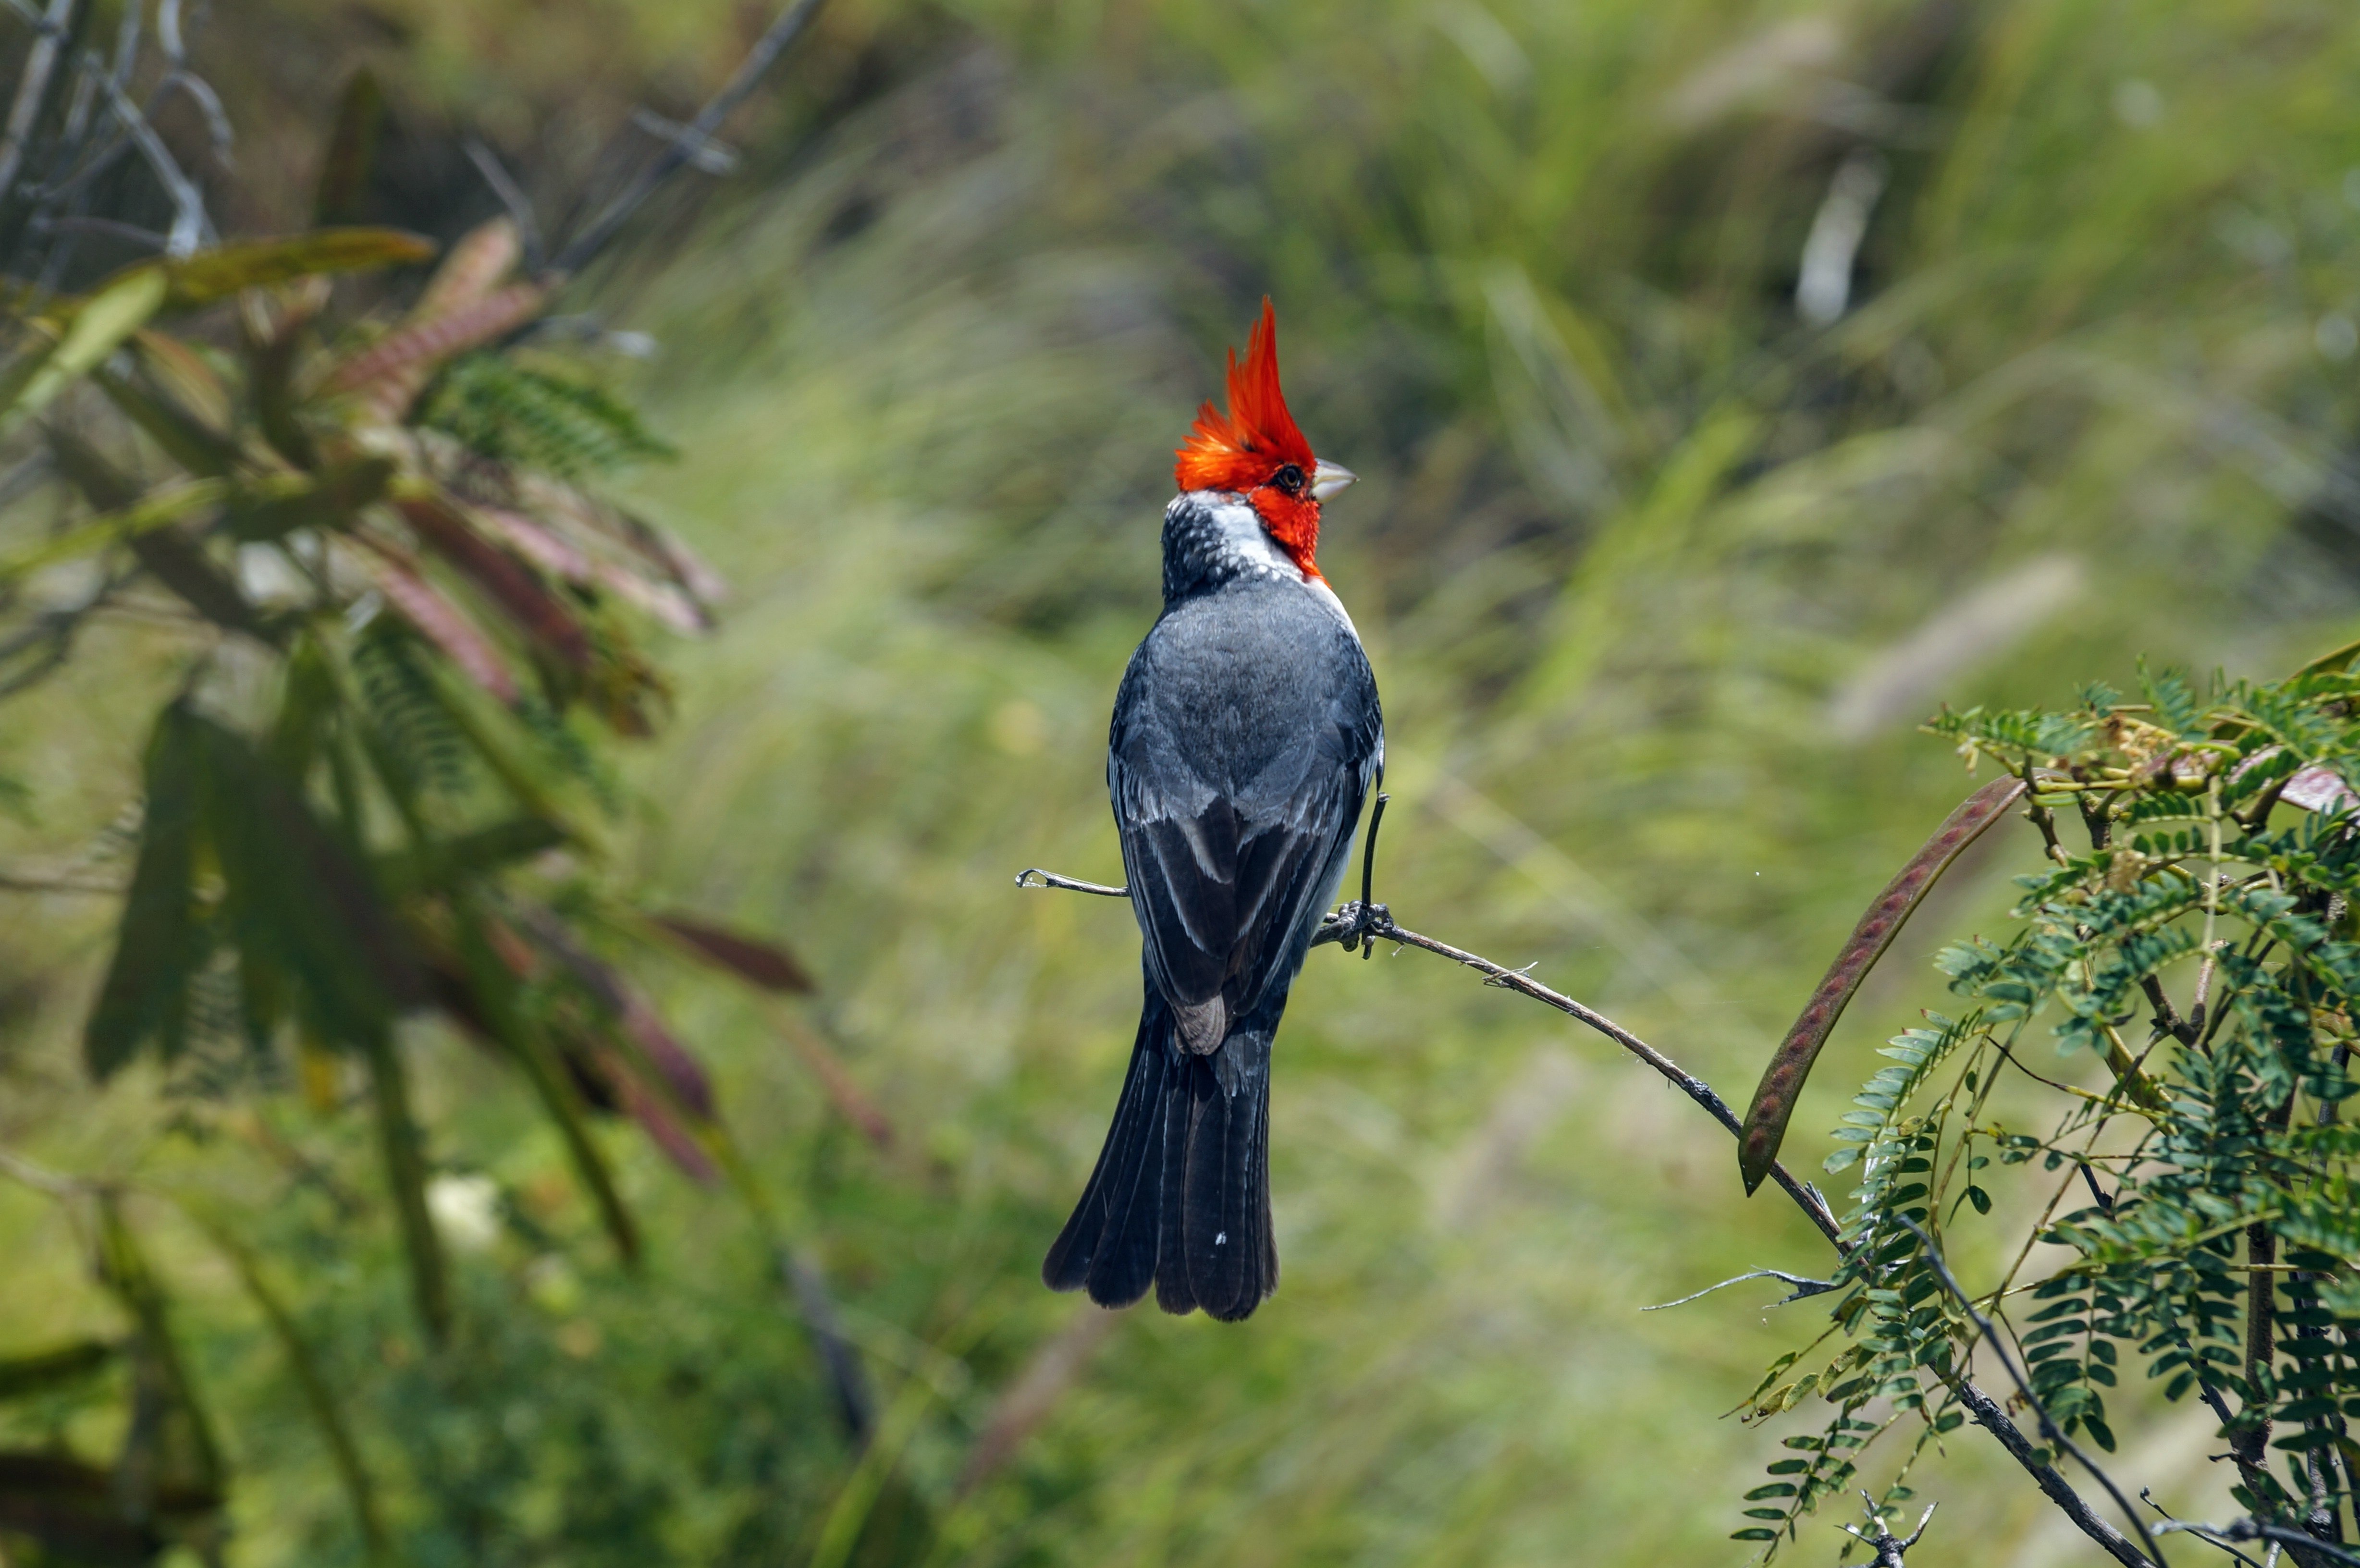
[1174,298,1325,580]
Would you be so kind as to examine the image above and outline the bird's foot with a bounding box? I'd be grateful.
[1316,899,1395,953]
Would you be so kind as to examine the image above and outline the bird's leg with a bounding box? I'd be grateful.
[1315,793,1395,953]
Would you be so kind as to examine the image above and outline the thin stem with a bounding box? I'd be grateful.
[549,0,826,275]
[1902,1216,2168,1567]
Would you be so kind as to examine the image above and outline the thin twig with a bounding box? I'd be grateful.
[550,0,826,275]
[1310,903,1848,1247]
[1901,1216,2167,1567]
[2156,1523,2360,1568]
[83,52,210,254]
[1641,1267,1836,1311]
[463,136,542,272]
[2146,1490,2266,1568]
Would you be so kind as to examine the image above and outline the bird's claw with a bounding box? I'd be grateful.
[1320,899,1393,953]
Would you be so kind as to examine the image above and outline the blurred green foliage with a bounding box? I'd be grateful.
[9,0,2360,1564]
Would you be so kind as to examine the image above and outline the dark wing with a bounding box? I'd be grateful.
[1110,665,1381,1023]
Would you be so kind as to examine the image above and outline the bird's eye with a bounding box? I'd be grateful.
[1273,463,1306,495]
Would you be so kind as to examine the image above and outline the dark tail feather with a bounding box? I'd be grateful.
[1045,994,1277,1323]
[1043,992,1172,1308]
[1158,1031,1274,1323]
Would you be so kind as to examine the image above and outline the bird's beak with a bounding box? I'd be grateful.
[1311,459,1357,501]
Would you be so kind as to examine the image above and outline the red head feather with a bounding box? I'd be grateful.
[1173,298,1325,577]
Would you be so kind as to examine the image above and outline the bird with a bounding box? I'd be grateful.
[1042,298,1383,1322]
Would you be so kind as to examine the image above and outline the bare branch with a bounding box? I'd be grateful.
[463,136,541,271]
[1308,901,1849,1248]
[2157,1523,2360,1568]
[549,0,827,276]
[83,51,211,254]
[1641,1267,1837,1311]
[1902,1217,2167,1567]
[628,108,737,174]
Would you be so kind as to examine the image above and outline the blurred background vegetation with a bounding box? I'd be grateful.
[5,0,2360,1563]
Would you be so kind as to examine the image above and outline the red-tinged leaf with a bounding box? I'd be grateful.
[519,474,726,608]
[2284,764,2355,815]
[132,329,231,429]
[619,992,715,1121]
[396,493,591,669]
[326,281,548,423]
[604,1042,719,1184]
[479,505,592,581]
[359,549,520,702]
[651,913,813,993]
[413,218,520,319]
[625,508,726,608]
[776,1008,896,1153]
[1738,775,2028,1193]
[595,560,710,633]
[449,904,642,1267]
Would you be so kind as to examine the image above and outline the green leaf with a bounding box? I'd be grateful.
[156,229,436,310]
[357,1027,450,1345]
[223,455,393,542]
[0,1339,116,1402]
[0,475,234,583]
[90,360,242,478]
[0,267,168,432]
[447,900,641,1268]
[96,1195,225,1507]
[85,704,206,1079]
[314,72,388,228]
[191,711,422,1042]
[181,1206,389,1563]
